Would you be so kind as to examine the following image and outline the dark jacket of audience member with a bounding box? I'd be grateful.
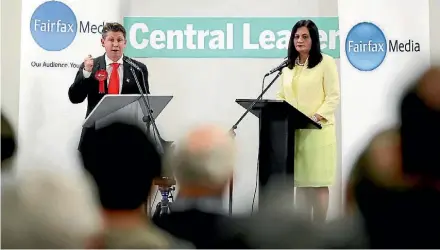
[400,85,440,178]
[234,179,367,249]
[154,206,249,249]
[1,113,16,164]
[349,129,440,248]
[346,69,440,248]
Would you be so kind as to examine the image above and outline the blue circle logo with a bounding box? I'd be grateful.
[345,22,387,71]
[30,1,78,51]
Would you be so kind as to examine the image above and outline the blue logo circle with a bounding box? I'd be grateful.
[345,22,387,71]
[30,1,78,51]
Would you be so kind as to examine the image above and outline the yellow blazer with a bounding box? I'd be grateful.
[277,55,340,187]
[276,54,340,186]
[276,54,340,125]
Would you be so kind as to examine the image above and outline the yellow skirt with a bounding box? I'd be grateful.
[293,125,337,187]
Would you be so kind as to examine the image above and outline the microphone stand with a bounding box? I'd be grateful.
[227,69,283,216]
[129,67,165,155]
[230,70,283,133]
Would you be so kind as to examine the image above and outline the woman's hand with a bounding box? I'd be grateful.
[312,114,324,122]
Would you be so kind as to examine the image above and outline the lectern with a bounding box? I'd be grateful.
[83,94,172,131]
[83,94,173,154]
[236,99,321,203]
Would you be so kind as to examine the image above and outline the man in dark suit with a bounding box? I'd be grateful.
[68,22,149,151]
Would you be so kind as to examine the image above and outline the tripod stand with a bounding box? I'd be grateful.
[153,186,175,218]
[151,177,176,219]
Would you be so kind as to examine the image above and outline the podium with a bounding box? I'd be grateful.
[236,99,321,201]
[83,94,172,130]
[83,94,173,152]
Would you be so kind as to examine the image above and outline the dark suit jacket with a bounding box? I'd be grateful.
[68,54,150,150]
[153,209,249,249]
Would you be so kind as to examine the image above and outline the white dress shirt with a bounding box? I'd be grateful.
[83,55,124,94]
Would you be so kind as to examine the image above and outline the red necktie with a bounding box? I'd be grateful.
[108,63,120,94]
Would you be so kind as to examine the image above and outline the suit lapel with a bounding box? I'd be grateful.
[282,68,295,99]
[283,68,294,85]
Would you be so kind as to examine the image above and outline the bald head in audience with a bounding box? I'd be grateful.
[169,124,236,195]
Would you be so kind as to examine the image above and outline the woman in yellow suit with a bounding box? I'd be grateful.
[276,20,340,222]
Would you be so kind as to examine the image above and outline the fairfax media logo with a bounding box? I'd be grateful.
[345,22,420,71]
[30,1,106,51]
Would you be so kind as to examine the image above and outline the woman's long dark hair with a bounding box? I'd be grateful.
[287,20,323,69]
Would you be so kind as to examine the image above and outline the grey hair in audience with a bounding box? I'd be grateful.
[1,160,103,248]
[166,124,236,188]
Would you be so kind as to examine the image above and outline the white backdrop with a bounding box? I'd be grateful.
[18,0,342,217]
[119,0,341,217]
[338,0,431,197]
[18,0,124,171]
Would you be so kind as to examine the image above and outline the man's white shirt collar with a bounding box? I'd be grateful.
[105,54,124,66]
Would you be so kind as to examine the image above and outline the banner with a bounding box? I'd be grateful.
[17,0,340,215]
[18,0,120,168]
[338,0,430,194]
[18,3,340,168]
[124,17,340,58]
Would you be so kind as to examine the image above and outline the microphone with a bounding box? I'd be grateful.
[261,57,289,97]
[264,57,289,77]
[123,57,141,71]
[123,57,149,94]
[124,57,163,154]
